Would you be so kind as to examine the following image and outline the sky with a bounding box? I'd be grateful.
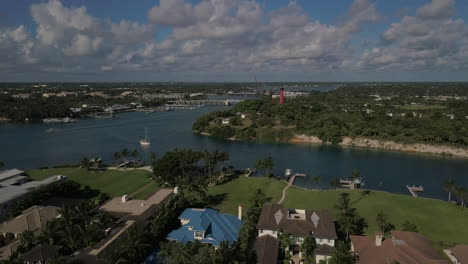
[1,0,468,82]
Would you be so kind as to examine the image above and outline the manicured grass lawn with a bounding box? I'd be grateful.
[209,176,468,245]
[132,181,161,200]
[26,167,154,197]
[208,176,286,214]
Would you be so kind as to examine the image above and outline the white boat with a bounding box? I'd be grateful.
[285,169,293,178]
[45,128,55,133]
[140,127,150,146]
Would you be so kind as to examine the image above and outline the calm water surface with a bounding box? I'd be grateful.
[1,103,467,200]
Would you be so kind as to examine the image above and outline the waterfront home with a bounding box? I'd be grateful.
[350,231,448,264]
[19,244,62,264]
[81,189,173,260]
[446,245,468,264]
[167,208,243,246]
[0,175,67,221]
[222,118,230,125]
[255,203,337,263]
[0,205,59,237]
[0,169,27,187]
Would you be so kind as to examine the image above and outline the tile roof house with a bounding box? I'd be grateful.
[0,205,59,237]
[255,203,337,263]
[254,234,279,264]
[167,208,243,246]
[351,231,448,264]
[19,244,62,264]
[446,245,468,264]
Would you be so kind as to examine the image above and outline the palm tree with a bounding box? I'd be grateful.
[120,227,150,263]
[74,201,94,227]
[301,236,317,261]
[39,221,59,245]
[161,241,191,264]
[444,178,456,202]
[80,157,90,169]
[376,212,394,235]
[193,246,216,264]
[58,206,75,229]
[278,233,292,259]
[61,226,81,252]
[311,175,320,189]
[113,151,122,165]
[455,186,467,208]
[130,149,139,168]
[263,156,274,177]
[121,148,129,162]
[255,159,264,176]
[19,230,35,249]
[329,241,354,264]
[329,178,341,190]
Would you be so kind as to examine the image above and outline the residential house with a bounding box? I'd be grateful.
[222,118,230,125]
[255,203,337,263]
[446,245,468,264]
[0,175,67,221]
[19,244,62,264]
[350,231,448,264]
[167,208,243,246]
[0,169,27,187]
[86,189,173,259]
[0,206,60,260]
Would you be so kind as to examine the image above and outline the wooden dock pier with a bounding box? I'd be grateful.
[288,173,306,184]
[407,185,424,197]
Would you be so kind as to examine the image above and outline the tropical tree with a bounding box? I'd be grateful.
[444,178,456,202]
[302,236,317,262]
[454,186,467,208]
[376,212,394,236]
[130,149,139,168]
[334,193,366,241]
[311,175,320,189]
[121,148,129,162]
[263,156,274,177]
[19,230,35,249]
[80,157,90,169]
[328,241,355,264]
[278,232,293,260]
[113,151,122,165]
[401,220,419,232]
[329,178,341,189]
[120,226,150,263]
[351,169,361,181]
[39,221,59,245]
[160,241,191,264]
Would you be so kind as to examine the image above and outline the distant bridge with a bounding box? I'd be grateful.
[167,99,243,106]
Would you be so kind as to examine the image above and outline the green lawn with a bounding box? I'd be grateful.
[26,167,154,197]
[208,176,468,245]
[132,181,161,200]
[208,176,285,214]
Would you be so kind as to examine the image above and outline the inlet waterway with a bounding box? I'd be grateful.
[1,103,467,200]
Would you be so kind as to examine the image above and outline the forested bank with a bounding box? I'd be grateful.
[193,85,468,152]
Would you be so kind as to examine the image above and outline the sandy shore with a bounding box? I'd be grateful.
[291,134,468,158]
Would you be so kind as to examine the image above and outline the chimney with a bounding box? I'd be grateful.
[280,88,284,104]
[375,231,384,246]
[121,195,128,203]
[238,205,242,220]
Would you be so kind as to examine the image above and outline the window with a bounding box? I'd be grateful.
[194,231,204,239]
[259,229,263,234]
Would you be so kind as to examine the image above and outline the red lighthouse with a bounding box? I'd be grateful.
[280,88,284,104]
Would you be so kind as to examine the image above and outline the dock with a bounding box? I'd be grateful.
[288,173,306,184]
[407,185,424,197]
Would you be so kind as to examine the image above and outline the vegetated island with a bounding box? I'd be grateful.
[193,84,468,157]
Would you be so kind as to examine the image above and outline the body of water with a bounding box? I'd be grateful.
[1,102,467,200]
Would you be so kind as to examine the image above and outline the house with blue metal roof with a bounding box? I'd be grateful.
[167,208,243,246]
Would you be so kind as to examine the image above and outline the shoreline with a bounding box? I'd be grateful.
[290,134,468,158]
[196,131,468,158]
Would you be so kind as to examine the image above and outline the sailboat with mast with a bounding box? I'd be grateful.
[140,126,150,146]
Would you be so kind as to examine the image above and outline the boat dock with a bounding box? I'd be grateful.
[288,173,306,184]
[407,185,424,197]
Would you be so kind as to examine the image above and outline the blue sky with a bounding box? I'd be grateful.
[1,0,468,81]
